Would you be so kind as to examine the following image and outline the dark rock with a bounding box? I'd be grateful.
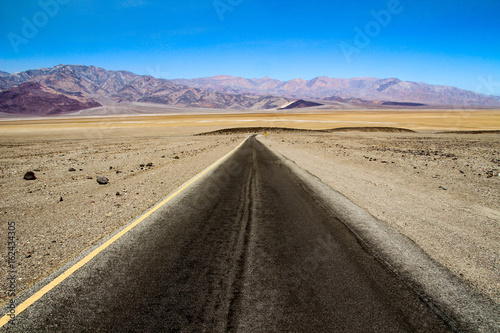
[68,168,76,172]
[139,164,145,167]
[23,171,36,180]
[96,176,109,185]
[116,192,121,196]
[59,197,63,202]
[86,176,93,179]
[486,170,499,178]
[173,156,179,160]
[146,162,153,167]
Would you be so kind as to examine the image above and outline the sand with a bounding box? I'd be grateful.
[1,109,499,133]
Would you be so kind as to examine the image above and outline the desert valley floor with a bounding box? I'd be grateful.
[0,109,499,309]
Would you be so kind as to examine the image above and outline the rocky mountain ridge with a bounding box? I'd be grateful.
[172,75,500,107]
[1,65,499,117]
[0,65,290,113]
[0,82,101,115]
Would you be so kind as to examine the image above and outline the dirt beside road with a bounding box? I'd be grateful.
[262,131,500,303]
[0,129,244,306]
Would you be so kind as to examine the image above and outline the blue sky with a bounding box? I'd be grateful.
[1,0,499,94]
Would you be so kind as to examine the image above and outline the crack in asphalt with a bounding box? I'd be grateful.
[226,143,256,332]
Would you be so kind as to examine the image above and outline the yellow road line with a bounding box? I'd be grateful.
[0,139,245,328]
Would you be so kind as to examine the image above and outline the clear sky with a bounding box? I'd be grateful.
[1,0,499,94]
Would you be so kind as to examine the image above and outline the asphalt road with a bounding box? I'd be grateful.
[5,136,451,332]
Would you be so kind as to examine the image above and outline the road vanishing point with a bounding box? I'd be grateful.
[3,136,472,332]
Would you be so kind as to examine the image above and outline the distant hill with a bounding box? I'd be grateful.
[172,75,500,107]
[0,82,101,115]
[381,101,427,107]
[278,100,323,109]
[0,65,290,113]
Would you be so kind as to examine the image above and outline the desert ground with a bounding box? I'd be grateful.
[0,109,499,307]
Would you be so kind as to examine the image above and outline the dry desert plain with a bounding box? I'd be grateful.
[0,109,499,308]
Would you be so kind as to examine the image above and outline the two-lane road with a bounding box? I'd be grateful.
[4,136,451,332]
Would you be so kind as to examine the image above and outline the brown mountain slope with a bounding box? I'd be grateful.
[0,82,101,115]
[172,75,500,106]
[0,65,291,111]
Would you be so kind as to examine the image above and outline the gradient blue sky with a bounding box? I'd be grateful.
[1,0,499,94]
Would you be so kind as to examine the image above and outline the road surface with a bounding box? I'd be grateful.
[4,136,451,332]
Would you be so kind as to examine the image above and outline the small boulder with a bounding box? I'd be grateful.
[96,176,109,185]
[68,168,76,172]
[146,162,153,167]
[23,171,36,180]
[173,156,180,160]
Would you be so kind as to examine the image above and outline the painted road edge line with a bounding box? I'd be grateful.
[0,138,248,328]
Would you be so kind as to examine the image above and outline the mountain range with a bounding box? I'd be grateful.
[0,65,289,115]
[172,75,500,107]
[0,64,499,116]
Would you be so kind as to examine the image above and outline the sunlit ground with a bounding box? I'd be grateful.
[1,110,499,140]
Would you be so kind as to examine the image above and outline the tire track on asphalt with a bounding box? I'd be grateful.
[226,144,255,332]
